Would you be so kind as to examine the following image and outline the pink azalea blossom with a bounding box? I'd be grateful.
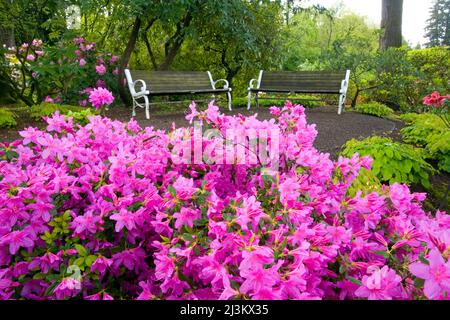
[54,277,81,299]
[173,207,200,230]
[355,266,404,300]
[409,249,450,300]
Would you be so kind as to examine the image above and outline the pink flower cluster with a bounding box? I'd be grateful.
[0,101,448,300]
[88,87,115,109]
[423,91,450,108]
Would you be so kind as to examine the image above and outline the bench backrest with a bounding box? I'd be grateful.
[128,70,214,93]
[258,71,348,93]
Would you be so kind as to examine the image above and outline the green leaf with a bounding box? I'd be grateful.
[385,149,393,158]
[373,250,390,259]
[74,257,85,267]
[85,255,97,267]
[74,244,87,257]
[347,276,362,286]
[167,185,177,197]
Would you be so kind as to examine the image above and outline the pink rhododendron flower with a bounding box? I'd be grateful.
[79,58,86,66]
[26,54,35,61]
[96,79,106,88]
[110,55,119,63]
[88,87,114,109]
[95,64,106,75]
[31,39,42,47]
[73,37,84,45]
[423,91,450,107]
[409,249,450,300]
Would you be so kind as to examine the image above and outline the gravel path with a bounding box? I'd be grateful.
[105,105,402,156]
[0,105,402,157]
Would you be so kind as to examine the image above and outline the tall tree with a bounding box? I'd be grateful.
[379,0,403,50]
[425,0,450,47]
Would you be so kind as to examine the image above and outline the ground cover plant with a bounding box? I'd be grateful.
[0,101,448,300]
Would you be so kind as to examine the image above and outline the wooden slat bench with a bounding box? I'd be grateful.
[124,69,232,119]
[247,70,350,114]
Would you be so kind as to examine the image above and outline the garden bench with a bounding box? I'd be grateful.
[124,69,232,119]
[247,70,350,115]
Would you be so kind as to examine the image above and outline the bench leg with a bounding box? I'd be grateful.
[255,92,259,108]
[144,96,150,119]
[338,93,345,115]
[247,90,252,110]
[132,99,136,117]
[227,91,232,111]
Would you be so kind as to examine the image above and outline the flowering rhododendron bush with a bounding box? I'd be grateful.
[1,37,120,106]
[0,101,449,300]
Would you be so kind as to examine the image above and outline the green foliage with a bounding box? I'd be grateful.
[66,108,99,126]
[356,102,394,118]
[30,103,88,120]
[233,94,325,109]
[0,108,17,128]
[346,168,382,198]
[400,113,450,173]
[341,136,435,188]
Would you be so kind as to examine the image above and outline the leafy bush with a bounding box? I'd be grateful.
[30,103,89,120]
[234,94,325,109]
[0,101,447,300]
[0,108,17,128]
[341,136,434,188]
[400,113,450,173]
[1,37,119,106]
[66,108,99,126]
[407,47,450,95]
[359,47,450,111]
[355,102,394,118]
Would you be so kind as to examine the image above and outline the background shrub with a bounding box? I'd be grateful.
[355,102,394,118]
[0,108,17,128]
[400,113,450,173]
[234,94,325,109]
[341,136,434,188]
[30,103,91,120]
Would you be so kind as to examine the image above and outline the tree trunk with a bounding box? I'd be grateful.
[380,0,403,50]
[118,17,141,104]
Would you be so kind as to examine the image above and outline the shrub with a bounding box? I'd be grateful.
[400,113,450,173]
[66,108,99,126]
[0,102,447,300]
[1,37,120,106]
[30,103,90,120]
[234,94,325,109]
[0,108,17,128]
[355,102,394,118]
[341,136,434,188]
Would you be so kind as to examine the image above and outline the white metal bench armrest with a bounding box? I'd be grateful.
[248,78,258,89]
[213,78,229,89]
[132,79,149,97]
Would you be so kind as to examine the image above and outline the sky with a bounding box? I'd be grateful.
[304,0,434,46]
